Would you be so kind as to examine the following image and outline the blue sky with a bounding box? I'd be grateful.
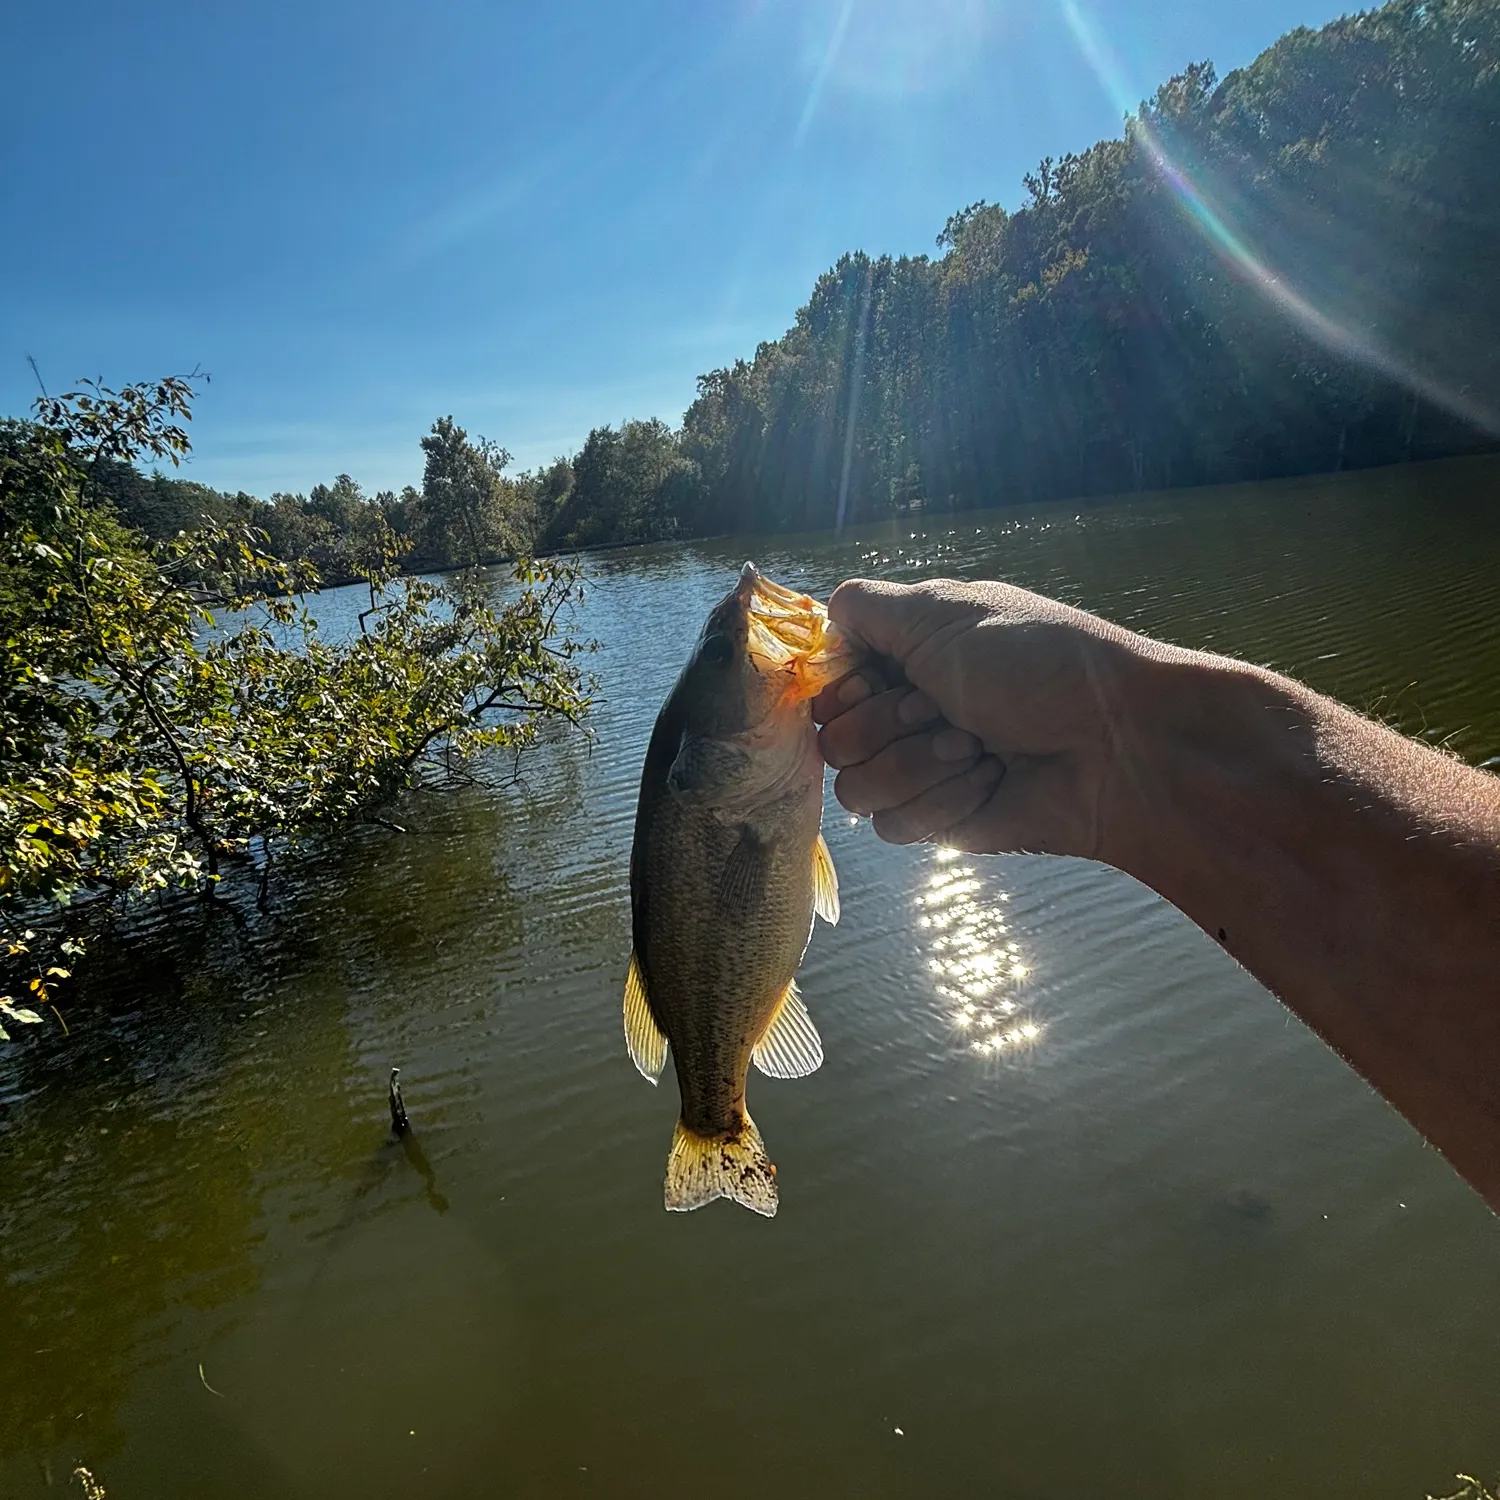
[0,0,1346,496]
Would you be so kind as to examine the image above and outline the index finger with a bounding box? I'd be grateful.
[811,658,896,725]
[812,672,863,726]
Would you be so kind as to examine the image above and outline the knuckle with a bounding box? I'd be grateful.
[879,736,939,781]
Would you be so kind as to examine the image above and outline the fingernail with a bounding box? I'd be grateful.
[838,674,872,707]
[897,689,937,726]
[932,727,980,763]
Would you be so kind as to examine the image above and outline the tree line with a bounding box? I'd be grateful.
[668,0,1500,537]
[19,0,1500,572]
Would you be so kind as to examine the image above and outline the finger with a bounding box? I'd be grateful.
[870,756,1006,846]
[811,669,871,727]
[833,725,982,815]
[811,655,900,725]
[819,685,942,770]
[938,756,1095,858]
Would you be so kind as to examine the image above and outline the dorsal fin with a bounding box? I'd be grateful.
[623,950,667,1083]
[752,978,824,1079]
[812,832,840,925]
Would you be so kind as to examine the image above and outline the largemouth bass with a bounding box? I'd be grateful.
[624,563,858,1217]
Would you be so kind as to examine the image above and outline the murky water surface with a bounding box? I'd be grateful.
[4,458,1500,1498]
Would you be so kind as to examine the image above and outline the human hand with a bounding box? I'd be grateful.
[814,578,1143,855]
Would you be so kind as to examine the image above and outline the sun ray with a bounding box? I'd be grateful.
[795,0,855,146]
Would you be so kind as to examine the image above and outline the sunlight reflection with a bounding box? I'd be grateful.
[916,852,1044,1063]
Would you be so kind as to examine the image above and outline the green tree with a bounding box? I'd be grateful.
[416,415,535,566]
[542,419,702,549]
[1,379,592,1027]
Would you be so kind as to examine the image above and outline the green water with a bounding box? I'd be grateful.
[3,457,1500,1499]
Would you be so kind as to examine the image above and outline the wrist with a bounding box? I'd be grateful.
[1095,639,1313,886]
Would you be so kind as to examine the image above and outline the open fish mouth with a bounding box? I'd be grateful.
[739,561,861,698]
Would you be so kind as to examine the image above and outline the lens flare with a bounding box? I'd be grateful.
[1057,0,1500,436]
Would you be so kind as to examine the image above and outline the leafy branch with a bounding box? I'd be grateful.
[1,377,594,1034]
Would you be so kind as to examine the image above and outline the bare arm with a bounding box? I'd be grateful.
[815,578,1500,1209]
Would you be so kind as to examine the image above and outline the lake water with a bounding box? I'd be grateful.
[3,457,1500,1499]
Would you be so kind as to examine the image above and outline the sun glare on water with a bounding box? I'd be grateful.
[917,848,1044,1060]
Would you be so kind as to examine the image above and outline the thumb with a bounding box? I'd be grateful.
[828,577,976,666]
[826,578,926,661]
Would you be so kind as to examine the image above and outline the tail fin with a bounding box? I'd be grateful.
[664,1114,778,1218]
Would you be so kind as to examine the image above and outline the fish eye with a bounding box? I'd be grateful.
[698,632,733,667]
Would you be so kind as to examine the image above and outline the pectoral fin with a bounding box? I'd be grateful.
[717,825,770,916]
[752,978,824,1079]
[812,831,840,925]
[623,950,667,1083]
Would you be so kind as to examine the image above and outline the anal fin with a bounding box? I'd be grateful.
[812,831,840,925]
[664,1114,777,1217]
[623,950,667,1083]
[752,978,824,1079]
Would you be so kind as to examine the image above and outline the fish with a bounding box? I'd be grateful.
[624,562,859,1217]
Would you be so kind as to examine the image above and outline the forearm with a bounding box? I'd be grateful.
[1104,644,1500,1206]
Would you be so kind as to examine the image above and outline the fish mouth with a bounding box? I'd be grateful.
[740,562,860,699]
